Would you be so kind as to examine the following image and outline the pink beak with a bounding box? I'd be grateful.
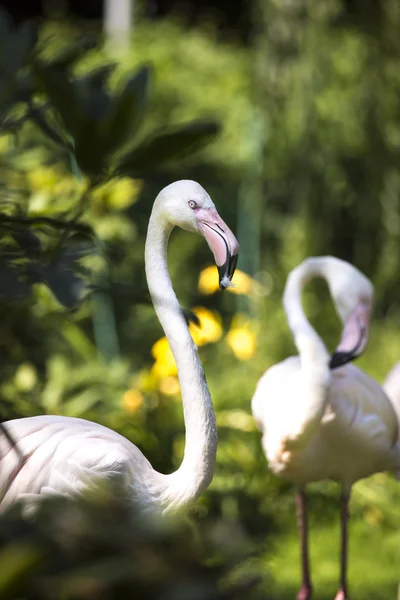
[196,207,240,290]
[329,302,371,369]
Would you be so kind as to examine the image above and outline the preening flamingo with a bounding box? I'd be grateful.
[251,256,400,600]
[0,180,239,515]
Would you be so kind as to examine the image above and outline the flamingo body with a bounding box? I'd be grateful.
[383,361,400,427]
[252,359,400,488]
[0,416,157,511]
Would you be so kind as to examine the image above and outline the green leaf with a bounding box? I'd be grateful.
[13,20,37,66]
[29,105,70,150]
[74,87,112,176]
[34,64,82,140]
[47,35,98,70]
[74,66,148,175]
[76,63,116,89]
[116,120,220,175]
[27,250,87,309]
[102,66,150,158]
[0,80,15,121]
[15,72,35,100]
[0,20,36,77]
[0,261,31,300]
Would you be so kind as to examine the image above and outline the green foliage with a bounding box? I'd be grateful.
[0,3,400,598]
[116,120,220,177]
[0,489,264,600]
[34,61,220,179]
[0,8,221,311]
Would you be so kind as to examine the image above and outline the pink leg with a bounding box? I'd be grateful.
[334,490,351,600]
[296,488,312,600]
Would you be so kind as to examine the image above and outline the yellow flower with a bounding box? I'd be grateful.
[150,307,222,380]
[198,266,266,296]
[226,316,257,360]
[227,269,253,295]
[198,266,219,295]
[121,389,143,413]
[151,337,177,377]
[189,306,222,346]
[159,376,180,396]
[151,336,170,360]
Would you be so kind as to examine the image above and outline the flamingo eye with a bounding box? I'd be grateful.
[188,200,198,209]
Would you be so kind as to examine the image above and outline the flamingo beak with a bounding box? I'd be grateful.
[329,302,371,369]
[196,208,240,290]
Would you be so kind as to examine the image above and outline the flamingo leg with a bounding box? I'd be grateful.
[296,487,312,600]
[334,490,351,600]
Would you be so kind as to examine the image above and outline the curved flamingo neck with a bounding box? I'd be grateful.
[144,202,217,512]
[283,259,331,441]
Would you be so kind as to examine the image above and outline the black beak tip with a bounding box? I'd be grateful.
[329,351,355,370]
[217,253,238,292]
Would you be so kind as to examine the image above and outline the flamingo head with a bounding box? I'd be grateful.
[156,180,239,290]
[325,258,374,369]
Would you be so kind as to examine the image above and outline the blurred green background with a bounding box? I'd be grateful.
[0,0,399,598]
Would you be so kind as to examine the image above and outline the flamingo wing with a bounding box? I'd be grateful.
[0,415,150,509]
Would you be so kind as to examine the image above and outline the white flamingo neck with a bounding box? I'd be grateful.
[283,260,331,373]
[144,204,217,512]
[283,260,331,442]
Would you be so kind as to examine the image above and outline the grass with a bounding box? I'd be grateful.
[266,518,400,600]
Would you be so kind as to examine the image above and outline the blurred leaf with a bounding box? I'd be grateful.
[0,18,36,76]
[74,88,112,176]
[34,64,82,141]
[26,248,89,309]
[15,72,35,100]
[28,104,69,149]
[116,120,220,175]
[63,389,100,417]
[103,66,150,158]
[52,558,134,596]
[60,322,97,361]
[0,493,262,600]
[28,262,86,309]
[0,80,16,121]
[12,230,41,256]
[47,35,98,70]
[73,65,145,175]
[0,261,31,300]
[0,542,45,596]
[76,64,116,89]
[10,21,37,71]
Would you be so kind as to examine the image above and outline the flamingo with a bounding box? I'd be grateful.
[251,256,400,600]
[0,180,239,515]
